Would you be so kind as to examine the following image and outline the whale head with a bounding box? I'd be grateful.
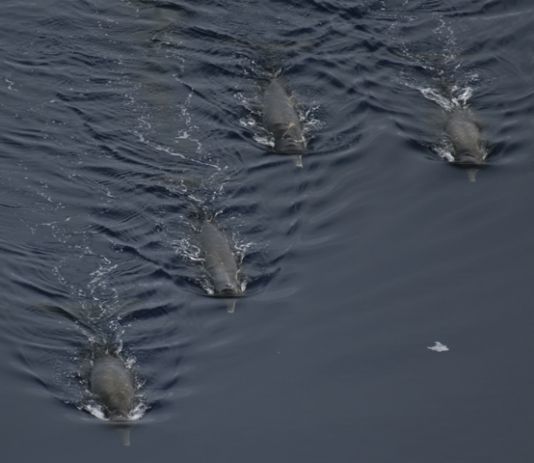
[446,109,486,167]
[453,146,486,167]
[273,123,306,155]
[274,135,306,154]
[214,283,243,298]
[106,397,134,421]
[454,154,484,166]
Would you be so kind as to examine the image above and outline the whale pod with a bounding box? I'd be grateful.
[199,220,242,300]
[263,77,306,160]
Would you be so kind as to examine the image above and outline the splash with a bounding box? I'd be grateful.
[233,233,255,264]
[82,401,147,422]
[449,84,474,107]
[434,144,455,163]
[405,81,474,111]
[302,103,324,136]
[83,403,108,420]
[418,86,456,110]
[128,402,148,421]
[171,237,204,263]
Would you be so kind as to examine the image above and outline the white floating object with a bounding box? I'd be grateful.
[427,341,449,352]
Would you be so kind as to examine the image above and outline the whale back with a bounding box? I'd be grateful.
[90,353,135,419]
[446,109,485,165]
[199,221,242,297]
[263,78,306,155]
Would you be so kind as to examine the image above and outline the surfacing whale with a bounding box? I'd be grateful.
[445,107,487,181]
[198,219,243,311]
[89,348,136,446]
[262,76,306,166]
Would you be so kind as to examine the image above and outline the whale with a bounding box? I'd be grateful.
[262,77,306,165]
[89,350,136,445]
[445,108,486,166]
[198,220,242,309]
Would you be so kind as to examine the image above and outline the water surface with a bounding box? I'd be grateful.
[1,0,533,461]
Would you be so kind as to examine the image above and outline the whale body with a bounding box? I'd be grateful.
[199,220,242,298]
[263,78,306,156]
[90,353,135,420]
[445,108,486,166]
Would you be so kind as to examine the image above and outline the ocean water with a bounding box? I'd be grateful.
[1,0,533,461]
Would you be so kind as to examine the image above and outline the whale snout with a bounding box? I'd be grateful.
[213,281,243,298]
[215,287,242,298]
[273,125,306,154]
[108,412,132,423]
[274,137,306,155]
[453,152,486,167]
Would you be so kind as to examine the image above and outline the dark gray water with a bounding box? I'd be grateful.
[1,0,533,461]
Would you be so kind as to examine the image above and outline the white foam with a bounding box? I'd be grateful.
[128,402,148,421]
[84,403,108,421]
[171,238,204,262]
[427,341,449,352]
[418,87,454,111]
[435,145,455,163]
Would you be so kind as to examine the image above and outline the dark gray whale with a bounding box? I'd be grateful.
[445,108,486,166]
[199,220,242,303]
[263,77,306,164]
[90,351,135,445]
[90,353,135,418]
